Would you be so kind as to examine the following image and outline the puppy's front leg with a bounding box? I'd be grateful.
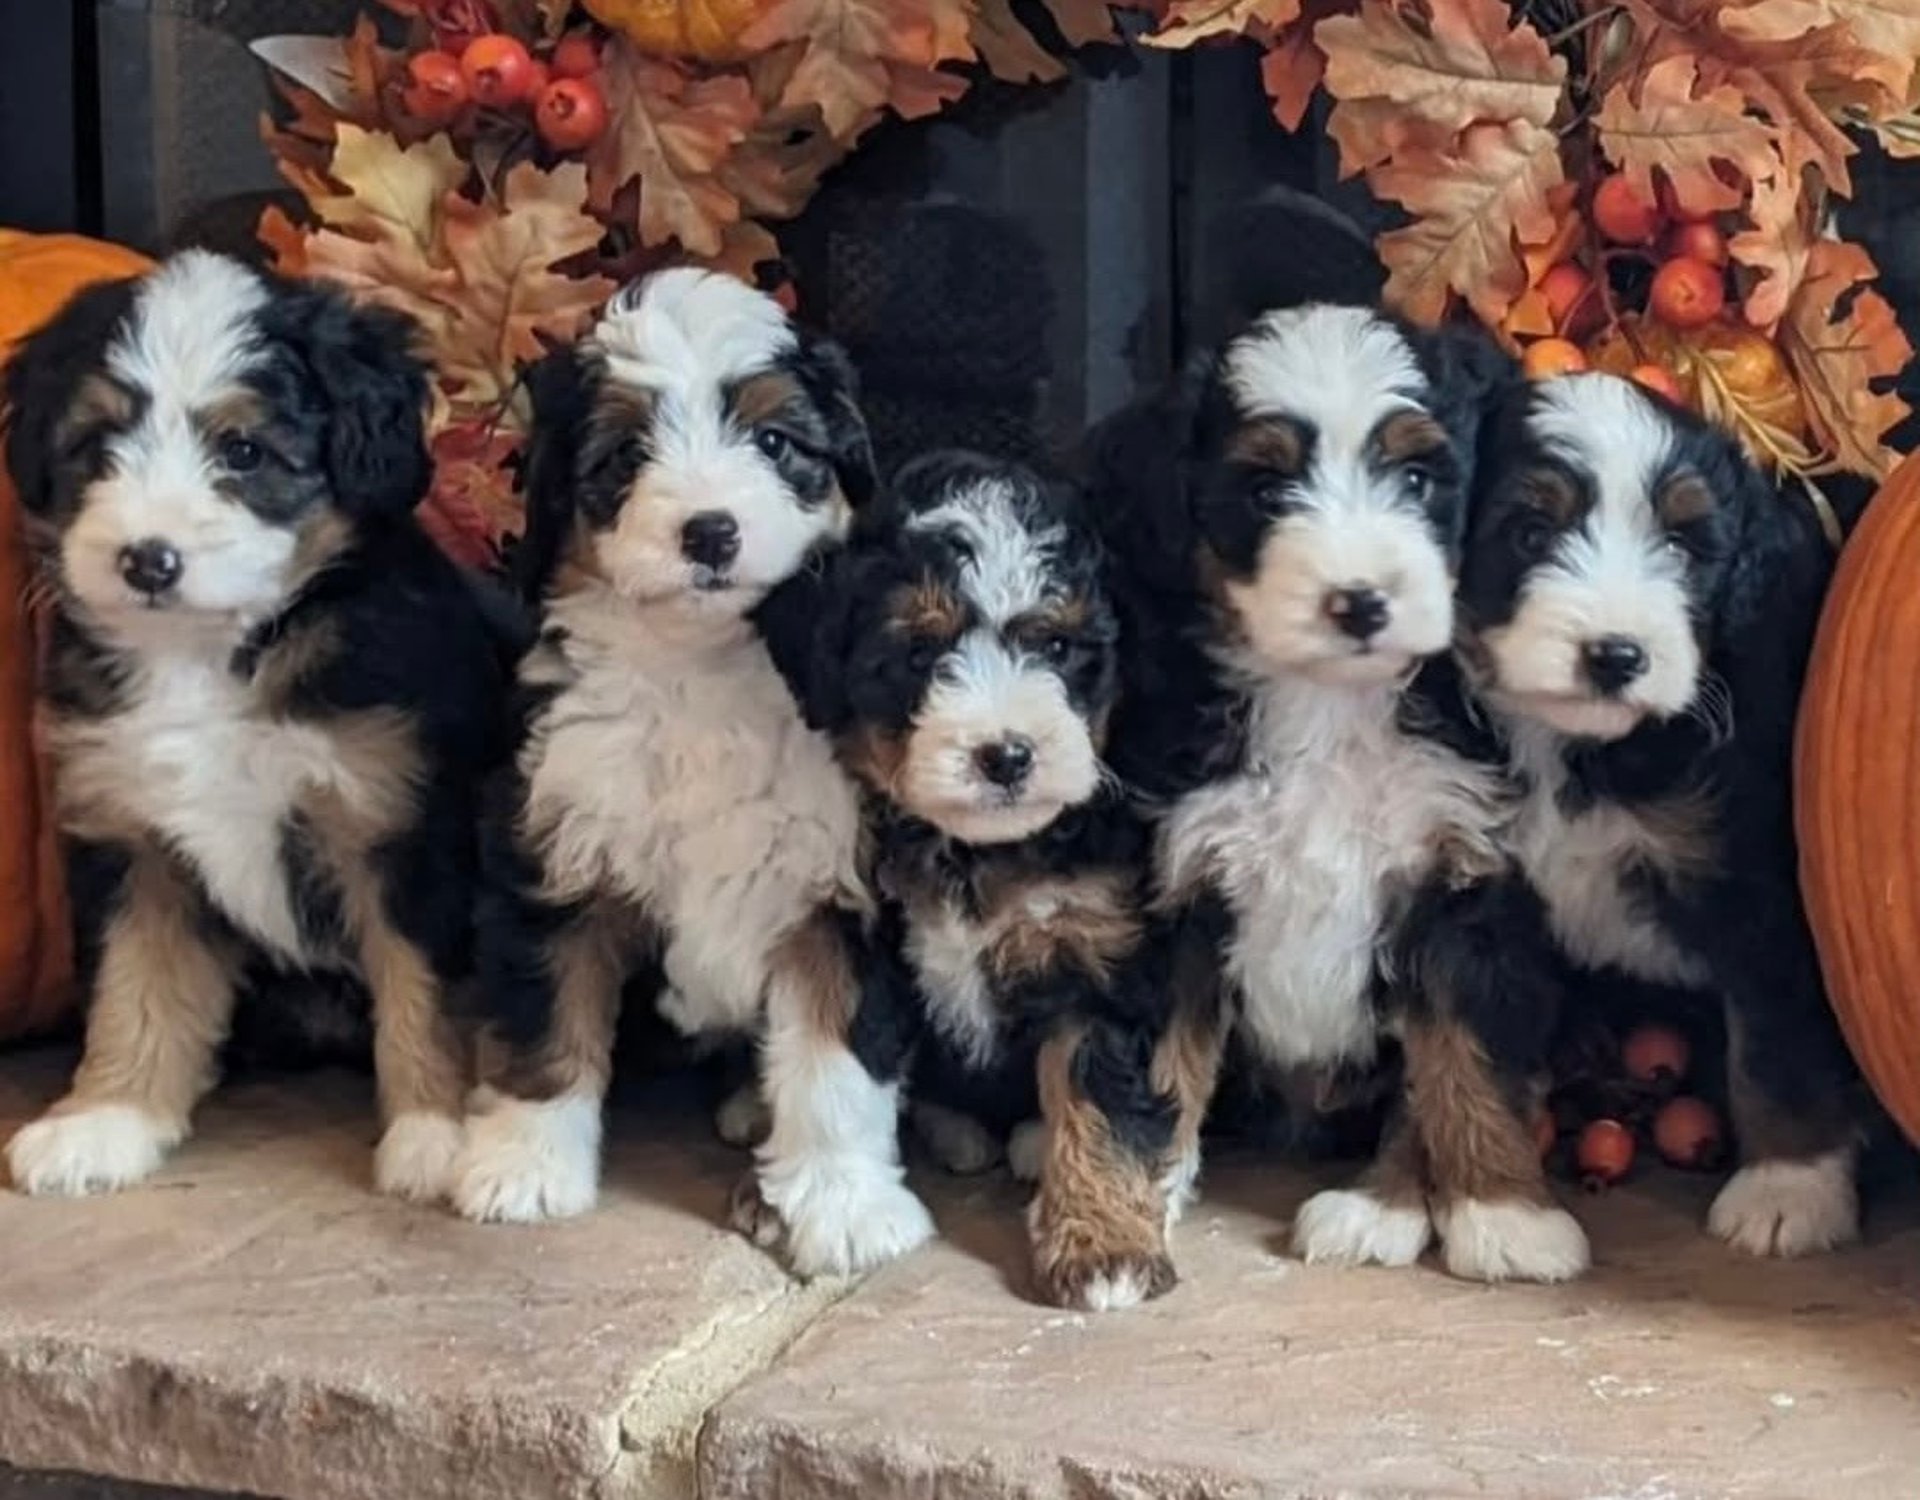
[356,909,470,1203]
[742,908,933,1278]
[8,849,238,1195]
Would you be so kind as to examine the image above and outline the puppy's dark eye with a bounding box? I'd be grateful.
[907,638,943,675]
[1034,633,1072,665]
[1401,466,1434,504]
[1513,512,1555,560]
[754,427,792,463]
[219,435,263,473]
[1252,477,1290,515]
[619,435,648,469]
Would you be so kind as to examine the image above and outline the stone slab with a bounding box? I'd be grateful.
[0,1049,836,1500]
[704,1151,1920,1500]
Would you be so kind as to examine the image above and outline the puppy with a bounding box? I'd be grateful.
[454,268,936,1277]
[2,250,508,1199]
[1089,303,1589,1282]
[1460,371,1862,1256]
[761,450,1219,1308]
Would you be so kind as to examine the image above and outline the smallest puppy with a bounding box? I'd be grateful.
[762,452,1220,1310]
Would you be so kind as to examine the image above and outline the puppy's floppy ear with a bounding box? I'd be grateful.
[512,345,593,602]
[2,277,141,516]
[753,542,859,733]
[791,333,877,509]
[1406,317,1522,486]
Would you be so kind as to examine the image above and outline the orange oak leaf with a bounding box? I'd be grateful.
[1498,180,1582,340]
[1040,0,1121,45]
[691,219,786,286]
[256,205,311,277]
[1143,0,1301,47]
[437,161,617,410]
[1259,0,1350,131]
[1369,117,1565,325]
[1778,238,1913,479]
[716,105,849,222]
[887,62,973,120]
[739,0,977,140]
[585,43,758,255]
[1324,95,1453,174]
[300,219,462,353]
[1594,55,1781,216]
[974,0,1070,82]
[420,423,524,568]
[1728,161,1812,331]
[1617,0,1871,193]
[1316,0,1565,140]
[308,125,470,247]
[1720,0,1920,107]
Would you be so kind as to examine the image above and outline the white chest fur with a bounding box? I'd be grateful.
[1505,724,1709,988]
[522,591,864,1034]
[52,646,392,967]
[903,901,999,1070]
[1158,674,1504,1069]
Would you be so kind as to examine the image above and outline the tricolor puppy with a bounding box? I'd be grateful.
[762,451,1219,1309]
[455,269,936,1277]
[1,250,508,1200]
[1090,303,1589,1283]
[1461,371,1862,1257]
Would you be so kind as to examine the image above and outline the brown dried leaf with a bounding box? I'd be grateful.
[1778,238,1913,479]
[256,204,312,276]
[973,0,1070,82]
[1594,55,1780,216]
[1728,162,1812,331]
[439,160,618,407]
[1370,117,1565,324]
[1040,0,1121,46]
[1143,0,1301,46]
[1720,0,1920,106]
[1260,0,1351,130]
[716,106,849,221]
[1316,0,1565,139]
[739,0,977,140]
[302,219,462,350]
[585,43,758,254]
[308,125,469,246]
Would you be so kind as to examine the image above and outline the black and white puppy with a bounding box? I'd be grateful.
[455,269,936,1277]
[1091,303,1588,1283]
[2,250,508,1200]
[763,450,1221,1309]
[1460,371,1861,1256]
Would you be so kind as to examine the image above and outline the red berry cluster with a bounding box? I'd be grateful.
[403,30,608,151]
[1538,1023,1727,1191]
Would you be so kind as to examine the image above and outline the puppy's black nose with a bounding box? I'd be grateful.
[1582,635,1648,694]
[974,737,1035,789]
[681,511,740,569]
[117,538,183,597]
[1325,586,1391,641]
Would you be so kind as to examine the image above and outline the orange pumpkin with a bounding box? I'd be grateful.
[579,0,766,62]
[1796,451,1920,1148]
[0,230,152,1042]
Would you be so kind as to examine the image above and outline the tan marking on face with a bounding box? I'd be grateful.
[892,577,968,642]
[725,369,811,431]
[56,374,136,449]
[1373,409,1449,465]
[1518,465,1585,525]
[1014,591,1091,642]
[197,388,271,442]
[1226,415,1306,474]
[1655,471,1715,529]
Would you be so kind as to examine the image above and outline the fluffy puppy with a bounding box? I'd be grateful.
[2,250,508,1200]
[762,450,1220,1309]
[1460,371,1862,1256]
[455,268,936,1278]
[1089,303,1589,1283]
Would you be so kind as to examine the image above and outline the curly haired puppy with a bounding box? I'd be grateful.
[454,269,936,1277]
[761,450,1221,1309]
[1089,303,1590,1283]
[2,250,509,1200]
[1460,371,1862,1256]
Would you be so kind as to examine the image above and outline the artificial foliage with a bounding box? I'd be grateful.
[254,0,1919,561]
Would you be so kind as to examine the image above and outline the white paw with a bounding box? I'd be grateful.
[451,1092,601,1224]
[1294,1188,1433,1268]
[758,1154,934,1278]
[1436,1198,1591,1283]
[1709,1150,1859,1258]
[1160,1144,1202,1233]
[911,1102,1002,1176]
[715,1084,770,1149]
[1082,1264,1152,1312]
[1007,1119,1047,1183]
[374,1111,464,1203]
[6,1104,180,1196]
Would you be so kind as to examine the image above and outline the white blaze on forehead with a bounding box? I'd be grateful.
[1530,374,1684,584]
[593,268,796,437]
[908,478,1064,625]
[1224,303,1427,464]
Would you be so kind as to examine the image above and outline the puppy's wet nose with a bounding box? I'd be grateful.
[680,511,740,569]
[974,736,1035,789]
[1325,586,1391,641]
[117,538,184,597]
[1582,635,1649,694]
